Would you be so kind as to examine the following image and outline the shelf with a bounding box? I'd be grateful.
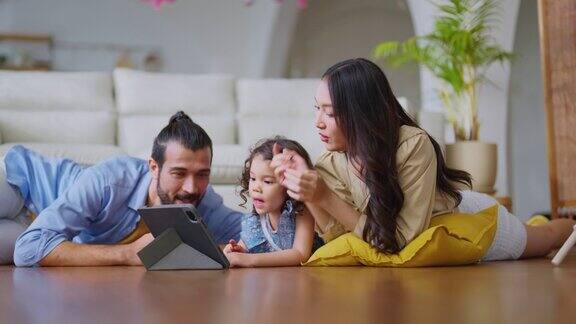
[0,64,51,71]
[0,32,53,71]
[0,32,53,44]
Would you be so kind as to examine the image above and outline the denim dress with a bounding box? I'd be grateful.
[241,201,323,253]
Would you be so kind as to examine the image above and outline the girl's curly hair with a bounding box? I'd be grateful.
[238,136,314,213]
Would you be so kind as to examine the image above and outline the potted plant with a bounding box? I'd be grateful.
[374,0,513,194]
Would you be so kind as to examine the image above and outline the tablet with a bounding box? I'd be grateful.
[137,204,229,269]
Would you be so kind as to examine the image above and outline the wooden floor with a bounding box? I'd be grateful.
[1,254,576,324]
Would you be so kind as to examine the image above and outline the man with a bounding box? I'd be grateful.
[0,111,241,267]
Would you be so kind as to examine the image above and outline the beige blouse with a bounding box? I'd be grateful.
[314,125,458,247]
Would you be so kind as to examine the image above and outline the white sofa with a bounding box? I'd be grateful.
[0,69,444,211]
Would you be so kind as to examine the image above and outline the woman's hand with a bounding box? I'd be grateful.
[271,143,324,202]
[283,168,325,202]
[271,144,309,180]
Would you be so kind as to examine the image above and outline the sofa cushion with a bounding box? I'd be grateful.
[114,69,238,155]
[304,205,498,267]
[236,79,414,162]
[212,184,248,213]
[0,110,116,144]
[236,79,324,160]
[0,71,116,145]
[418,110,445,146]
[0,143,125,166]
[0,71,114,112]
[118,115,236,156]
[114,68,236,115]
[209,144,247,184]
[237,78,318,116]
[238,116,325,160]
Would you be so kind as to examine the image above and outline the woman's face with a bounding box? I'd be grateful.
[314,80,347,151]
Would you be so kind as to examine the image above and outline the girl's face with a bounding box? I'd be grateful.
[314,80,347,152]
[248,154,286,215]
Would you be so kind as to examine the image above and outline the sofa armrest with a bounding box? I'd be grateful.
[418,110,445,146]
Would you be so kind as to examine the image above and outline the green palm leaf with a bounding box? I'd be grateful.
[373,0,513,141]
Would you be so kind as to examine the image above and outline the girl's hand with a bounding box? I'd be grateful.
[225,252,253,268]
[223,243,234,254]
[224,239,247,253]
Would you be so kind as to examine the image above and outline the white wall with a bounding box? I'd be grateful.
[509,0,549,219]
[0,1,13,30]
[1,0,418,103]
[262,1,300,77]
[287,0,420,109]
[2,0,546,218]
[408,0,521,197]
[1,0,280,76]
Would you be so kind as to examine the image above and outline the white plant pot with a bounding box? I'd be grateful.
[445,141,497,194]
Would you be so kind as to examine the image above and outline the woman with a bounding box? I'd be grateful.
[271,58,575,261]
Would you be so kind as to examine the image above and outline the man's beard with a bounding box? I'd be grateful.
[156,173,201,206]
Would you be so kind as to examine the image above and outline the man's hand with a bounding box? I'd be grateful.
[39,234,155,267]
[126,233,154,266]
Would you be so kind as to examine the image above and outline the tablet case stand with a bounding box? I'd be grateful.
[137,228,224,270]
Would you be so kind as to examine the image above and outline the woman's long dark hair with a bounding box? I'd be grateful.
[323,58,471,254]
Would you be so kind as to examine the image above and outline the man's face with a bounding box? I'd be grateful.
[149,141,211,206]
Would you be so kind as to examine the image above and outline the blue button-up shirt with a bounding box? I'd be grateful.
[8,145,241,267]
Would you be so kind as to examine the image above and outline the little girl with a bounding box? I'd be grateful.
[223,137,323,267]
